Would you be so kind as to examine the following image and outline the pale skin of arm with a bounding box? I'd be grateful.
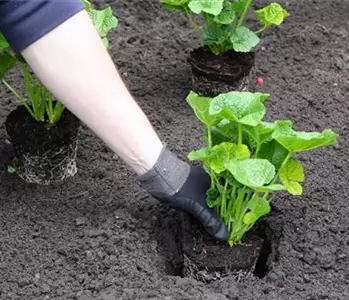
[20,10,163,175]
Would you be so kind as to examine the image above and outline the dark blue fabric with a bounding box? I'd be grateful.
[0,0,85,52]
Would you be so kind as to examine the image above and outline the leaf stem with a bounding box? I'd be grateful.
[184,7,203,33]
[220,179,229,218]
[2,79,36,120]
[238,124,243,145]
[237,0,252,27]
[254,24,269,34]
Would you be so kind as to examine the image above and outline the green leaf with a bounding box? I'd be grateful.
[209,91,269,126]
[160,0,189,6]
[82,0,118,47]
[231,26,260,52]
[186,91,217,126]
[279,158,304,195]
[272,121,339,153]
[188,142,250,174]
[214,0,236,24]
[243,212,258,225]
[243,196,271,225]
[0,51,17,79]
[255,184,286,192]
[203,24,227,46]
[232,0,249,13]
[7,165,16,174]
[208,143,250,173]
[255,3,290,26]
[188,147,210,161]
[245,121,275,145]
[207,188,220,208]
[0,32,10,50]
[226,158,275,187]
[188,0,224,16]
[257,139,289,170]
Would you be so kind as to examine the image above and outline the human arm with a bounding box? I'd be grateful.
[0,1,229,241]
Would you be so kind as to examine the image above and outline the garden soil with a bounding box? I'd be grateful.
[1,0,348,299]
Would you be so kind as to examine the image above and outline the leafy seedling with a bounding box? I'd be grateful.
[186,90,338,246]
[0,0,118,125]
[158,0,290,54]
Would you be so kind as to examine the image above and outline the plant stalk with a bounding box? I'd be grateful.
[237,0,252,27]
[184,7,203,33]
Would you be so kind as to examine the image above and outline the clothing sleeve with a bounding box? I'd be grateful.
[0,0,85,52]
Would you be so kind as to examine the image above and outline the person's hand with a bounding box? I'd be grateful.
[138,146,230,241]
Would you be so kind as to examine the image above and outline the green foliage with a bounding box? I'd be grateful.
[159,0,290,54]
[82,0,118,49]
[0,0,118,124]
[186,90,338,246]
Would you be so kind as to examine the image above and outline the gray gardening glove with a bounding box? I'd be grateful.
[138,145,230,241]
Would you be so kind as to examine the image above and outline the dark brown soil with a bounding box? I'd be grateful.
[5,105,80,184]
[179,214,264,282]
[189,46,256,96]
[1,0,349,299]
[5,105,79,154]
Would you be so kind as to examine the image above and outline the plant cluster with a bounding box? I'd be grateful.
[0,0,118,126]
[159,0,289,54]
[186,90,338,245]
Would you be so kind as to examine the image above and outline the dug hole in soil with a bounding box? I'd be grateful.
[0,0,349,299]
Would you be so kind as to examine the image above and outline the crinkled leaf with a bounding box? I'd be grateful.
[82,0,118,48]
[280,158,304,195]
[255,3,290,26]
[243,197,271,225]
[245,121,275,145]
[257,139,289,170]
[231,26,260,52]
[188,0,224,15]
[203,24,227,46]
[214,0,236,24]
[208,143,250,173]
[188,143,250,174]
[186,91,218,126]
[226,158,275,187]
[209,91,269,126]
[272,121,339,153]
[0,51,16,79]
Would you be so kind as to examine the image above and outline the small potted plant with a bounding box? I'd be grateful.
[180,90,338,280]
[158,0,290,96]
[0,0,118,185]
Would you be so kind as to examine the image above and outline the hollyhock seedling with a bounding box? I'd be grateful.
[158,0,290,54]
[186,90,338,246]
[0,0,118,125]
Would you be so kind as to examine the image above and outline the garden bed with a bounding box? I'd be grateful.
[0,0,349,300]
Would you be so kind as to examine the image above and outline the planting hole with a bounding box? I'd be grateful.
[156,212,281,283]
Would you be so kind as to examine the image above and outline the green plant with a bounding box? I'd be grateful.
[158,0,289,54]
[0,0,118,126]
[186,90,338,246]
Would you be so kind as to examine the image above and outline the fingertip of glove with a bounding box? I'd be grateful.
[212,221,231,242]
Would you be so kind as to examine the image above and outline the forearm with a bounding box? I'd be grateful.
[20,10,163,175]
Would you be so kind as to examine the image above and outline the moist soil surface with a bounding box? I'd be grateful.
[1,0,349,299]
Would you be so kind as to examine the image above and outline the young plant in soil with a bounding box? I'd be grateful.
[0,1,118,185]
[186,90,338,246]
[158,0,289,96]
